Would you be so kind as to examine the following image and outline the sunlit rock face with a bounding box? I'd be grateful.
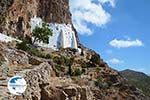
[31,17,78,50]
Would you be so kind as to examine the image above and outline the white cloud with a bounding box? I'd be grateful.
[69,0,115,35]
[109,39,144,48]
[108,58,124,64]
[99,0,115,8]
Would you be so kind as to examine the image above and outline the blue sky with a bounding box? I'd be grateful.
[70,0,150,74]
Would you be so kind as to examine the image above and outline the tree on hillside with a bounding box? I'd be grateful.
[32,23,53,45]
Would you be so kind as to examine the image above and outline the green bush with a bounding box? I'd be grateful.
[85,62,96,68]
[55,64,61,71]
[17,40,52,59]
[27,47,39,56]
[16,41,29,51]
[0,53,6,66]
[95,76,103,87]
[67,57,74,76]
[96,67,101,73]
[65,57,74,67]
[53,56,74,66]
[0,15,5,24]
[52,56,74,76]
[45,54,52,59]
[73,68,82,76]
[53,56,64,65]
[90,54,100,65]
[107,81,113,87]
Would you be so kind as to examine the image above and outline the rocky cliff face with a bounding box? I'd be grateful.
[0,42,148,100]
[0,0,72,38]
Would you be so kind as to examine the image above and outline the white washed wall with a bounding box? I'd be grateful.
[0,33,21,42]
[31,17,78,50]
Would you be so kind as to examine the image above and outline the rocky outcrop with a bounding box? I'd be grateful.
[0,42,148,100]
[6,61,147,100]
[7,62,94,100]
[0,45,29,67]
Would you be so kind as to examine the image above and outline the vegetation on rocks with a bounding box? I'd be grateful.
[72,68,82,76]
[16,23,53,59]
[0,41,149,99]
[52,55,74,76]
[16,40,29,51]
[0,53,5,66]
[90,53,100,65]
[16,41,52,59]
[94,76,103,87]
[96,67,101,73]
[120,69,150,97]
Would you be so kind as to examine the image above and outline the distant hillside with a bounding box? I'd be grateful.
[120,69,150,97]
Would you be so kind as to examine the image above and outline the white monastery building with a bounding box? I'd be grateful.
[31,16,78,50]
[0,16,78,51]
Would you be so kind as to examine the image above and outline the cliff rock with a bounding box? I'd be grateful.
[0,43,148,100]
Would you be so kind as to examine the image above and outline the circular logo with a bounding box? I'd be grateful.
[8,76,27,95]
